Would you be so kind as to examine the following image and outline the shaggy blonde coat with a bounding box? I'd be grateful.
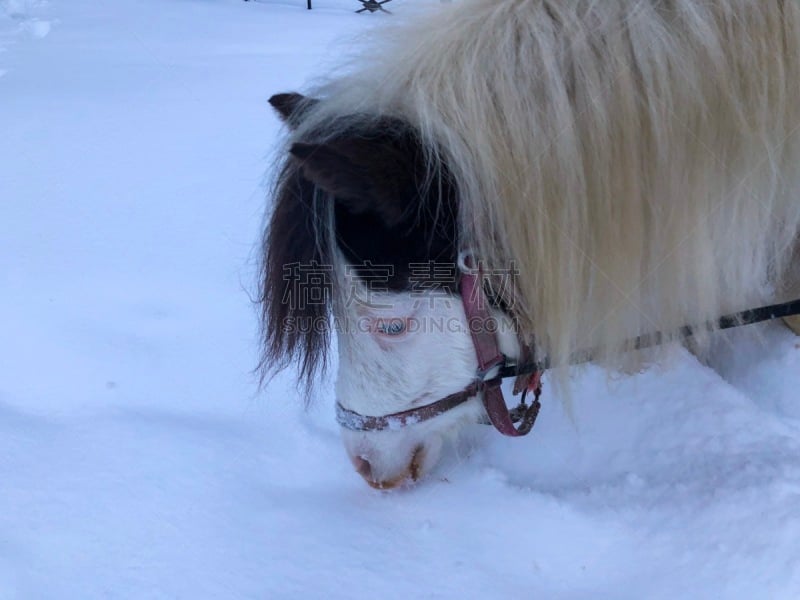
[290,0,800,378]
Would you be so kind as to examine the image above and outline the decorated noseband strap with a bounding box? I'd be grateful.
[336,378,492,432]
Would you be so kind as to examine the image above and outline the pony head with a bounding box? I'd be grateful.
[262,93,522,488]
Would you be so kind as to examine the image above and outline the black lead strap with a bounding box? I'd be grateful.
[498,297,800,379]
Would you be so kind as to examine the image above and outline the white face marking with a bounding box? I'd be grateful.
[333,273,520,488]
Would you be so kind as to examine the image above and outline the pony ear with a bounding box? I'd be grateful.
[289,135,418,228]
[268,92,317,127]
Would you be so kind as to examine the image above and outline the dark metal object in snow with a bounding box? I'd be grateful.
[356,0,392,14]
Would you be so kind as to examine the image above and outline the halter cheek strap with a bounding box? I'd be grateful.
[459,255,541,437]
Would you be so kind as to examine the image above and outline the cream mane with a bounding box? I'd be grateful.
[281,0,800,381]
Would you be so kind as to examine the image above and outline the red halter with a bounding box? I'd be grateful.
[335,255,542,436]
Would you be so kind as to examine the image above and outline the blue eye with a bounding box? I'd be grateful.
[377,319,406,336]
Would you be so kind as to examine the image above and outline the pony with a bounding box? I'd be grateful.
[261,0,800,489]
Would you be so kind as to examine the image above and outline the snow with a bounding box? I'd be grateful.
[2,0,800,597]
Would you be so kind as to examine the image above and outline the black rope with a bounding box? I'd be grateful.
[498,297,800,379]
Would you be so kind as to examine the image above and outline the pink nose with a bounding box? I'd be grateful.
[350,445,425,489]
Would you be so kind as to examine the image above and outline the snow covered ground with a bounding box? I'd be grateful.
[2,0,800,597]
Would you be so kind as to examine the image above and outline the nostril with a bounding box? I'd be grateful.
[408,445,425,482]
[352,455,373,480]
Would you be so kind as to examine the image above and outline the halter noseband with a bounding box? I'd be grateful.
[335,253,543,437]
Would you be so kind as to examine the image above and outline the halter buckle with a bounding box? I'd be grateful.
[457,249,478,274]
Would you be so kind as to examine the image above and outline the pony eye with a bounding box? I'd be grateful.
[376,319,407,336]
